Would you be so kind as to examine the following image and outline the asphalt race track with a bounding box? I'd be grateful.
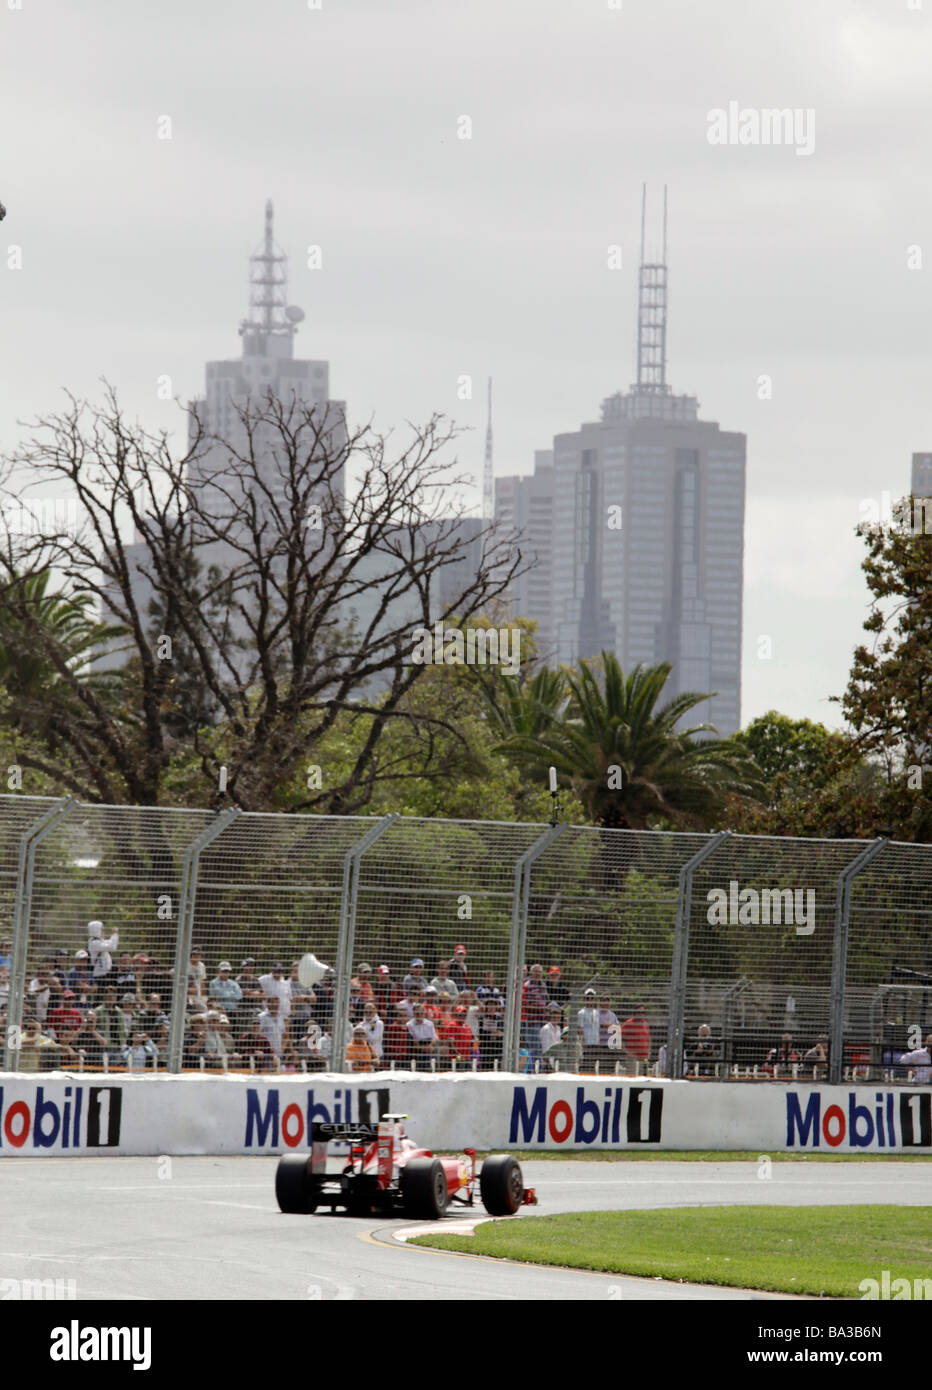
[0,1157,926,1301]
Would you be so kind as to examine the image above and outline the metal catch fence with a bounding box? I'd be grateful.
[1,796,931,1085]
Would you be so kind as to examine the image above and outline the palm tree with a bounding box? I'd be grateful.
[494,652,763,829]
[0,569,127,748]
[477,665,567,742]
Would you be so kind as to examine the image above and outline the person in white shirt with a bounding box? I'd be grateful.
[430,960,459,1002]
[258,962,292,1020]
[258,995,289,1062]
[406,1002,438,1070]
[87,920,119,980]
[298,1020,332,1069]
[540,1004,565,1069]
[361,1001,384,1059]
[577,988,600,1069]
[899,1034,932,1084]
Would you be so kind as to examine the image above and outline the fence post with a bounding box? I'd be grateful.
[503,823,567,1073]
[3,797,77,1071]
[667,830,730,1080]
[331,815,398,1075]
[167,808,241,1073]
[828,837,888,1086]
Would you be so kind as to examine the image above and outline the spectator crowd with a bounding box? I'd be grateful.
[5,926,928,1083]
[1,930,658,1076]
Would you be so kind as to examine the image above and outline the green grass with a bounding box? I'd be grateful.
[411,1206,932,1297]
[479,1149,932,1162]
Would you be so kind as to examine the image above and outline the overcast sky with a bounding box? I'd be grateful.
[3,0,930,731]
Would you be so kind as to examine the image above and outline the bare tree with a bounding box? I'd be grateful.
[0,386,525,808]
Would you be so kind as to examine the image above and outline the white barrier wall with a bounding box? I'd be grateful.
[0,1072,929,1156]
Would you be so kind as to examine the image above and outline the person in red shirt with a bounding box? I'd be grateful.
[422,985,443,1022]
[47,989,85,1061]
[383,1002,412,1068]
[48,990,83,1039]
[372,964,402,1018]
[437,1004,477,1067]
[619,1004,651,1064]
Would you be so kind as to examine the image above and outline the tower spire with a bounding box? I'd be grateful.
[483,377,494,521]
[635,183,669,395]
[238,200,304,358]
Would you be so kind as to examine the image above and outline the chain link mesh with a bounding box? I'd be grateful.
[2,796,931,1084]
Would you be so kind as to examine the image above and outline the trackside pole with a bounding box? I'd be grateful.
[4,797,76,1072]
[667,831,730,1079]
[167,808,241,1074]
[828,837,888,1085]
[331,815,398,1074]
[503,823,567,1072]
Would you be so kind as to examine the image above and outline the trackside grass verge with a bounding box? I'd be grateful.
[478,1150,932,1162]
[410,1206,932,1297]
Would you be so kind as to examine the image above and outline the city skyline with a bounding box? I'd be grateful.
[3,0,931,734]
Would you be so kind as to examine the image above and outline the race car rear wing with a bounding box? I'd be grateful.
[309,1122,379,1174]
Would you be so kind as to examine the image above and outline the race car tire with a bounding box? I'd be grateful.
[401,1157,449,1219]
[479,1154,524,1215]
[275,1154,318,1214]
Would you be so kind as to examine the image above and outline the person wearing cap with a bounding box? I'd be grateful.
[66,950,95,999]
[48,990,84,1043]
[203,1010,241,1068]
[430,959,459,1002]
[421,984,443,1023]
[402,958,426,993]
[86,919,119,981]
[355,964,375,1002]
[209,961,243,1017]
[577,989,600,1071]
[406,1001,438,1071]
[120,991,142,1040]
[345,1022,379,1072]
[448,945,469,991]
[297,1018,332,1071]
[546,966,568,1008]
[372,965,402,1019]
[540,1003,565,1069]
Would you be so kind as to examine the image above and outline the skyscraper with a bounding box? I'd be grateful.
[99,203,345,666]
[188,199,346,515]
[496,188,746,736]
[911,452,932,500]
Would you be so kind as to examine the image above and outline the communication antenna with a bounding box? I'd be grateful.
[635,183,669,394]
